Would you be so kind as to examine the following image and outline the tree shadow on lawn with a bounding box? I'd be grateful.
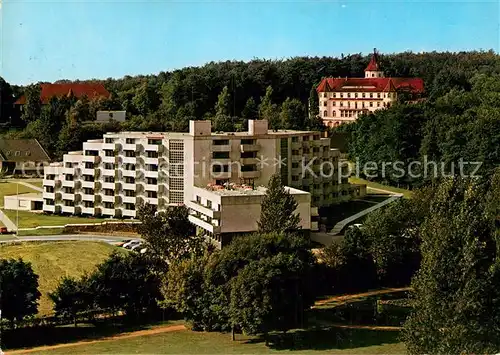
[246,326,400,351]
[3,313,180,350]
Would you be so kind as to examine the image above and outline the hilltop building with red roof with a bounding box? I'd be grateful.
[14,83,110,107]
[316,49,424,127]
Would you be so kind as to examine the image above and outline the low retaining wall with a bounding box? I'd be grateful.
[18,221,141,234]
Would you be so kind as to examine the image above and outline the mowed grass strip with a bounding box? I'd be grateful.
[0,241,121,315]
[23,327,405,355]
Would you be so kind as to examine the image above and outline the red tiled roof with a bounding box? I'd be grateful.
[14,83,110,105]
[317,77,424,93]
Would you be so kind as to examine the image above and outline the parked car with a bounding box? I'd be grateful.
[140,247,147,254]
[0,227,13,234]
[117,239,133,247]
[130,243,144,252]
[123,240,141,249]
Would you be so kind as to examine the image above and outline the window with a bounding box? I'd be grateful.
[292,150,299,155]
[241,165,257,172]
[84,201,94,208]
[347,93,351,98]
[377,102,381,107]
[213,151,230,159]
[64,200,75,207]
[369,102,373,107]
[104,189,114,196]
[125,177,135,184]
[213,139,229,146]
[45,186,54,193]
[323,110,327,117]
[45,174,55,180]
[124,203,135,210]
[147,191,157,198]
[64,187,74,193]
[292,175,299,181]
[104,202,114,209]
[105,138,114,143]
[323,101,327,106]
[355,93,358,98]
[65,175,74,181]
[323,93,327,98]
[196,195,201,203]
[83,175,94,182]
[45,199,55,205]
[104,176,115,183]
[147,164,158,171]
[105,150,114,157]
[369,93,373,98]
[126,138,135,144]
[147,151,158,158]
[206,200,212,209]
[123,164,135,171]
[215,179,228,186]
[372,73,375,77]
[147,177,157,185]
[124,190,135,197]
[85,162,93,169]
[212,164,229,173]
[362,93,366,98]
[291,136,299,143]
[333,111,336,117]
[85,150,98,156]
[104,163,114,170]
[241,151,257,158]
[340,102,343,107]
[303,136,309,141]
[292,162,299,169]
[124,150,135,157]
[332,101,336,106]
[148,139,162,145]
[240,139,255,145]
[377,93,381,98]
[303,148,310,154]
[340,93,343,98]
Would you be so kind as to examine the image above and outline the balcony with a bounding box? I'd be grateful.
[101,181,115,190]
[82,194,95,202]
[145,183,159,192]
[101,194,115,203]
[143,157,159,165]
[61,180,75,188]
[102,143,116,151]
[101,155,115,164]
[43,192,55,200]
[43,179,56,187]
[81,207,95,215]
[240,144,260,152]
[188,214,221,234]
[291,141,301,150]
[311,221,319,231]
[122,169,136,177]
[60,192,74,201]
[188,201,221,219]
[240,170,260,179]
[143,197,159,205]
[144,170,159,178]
[101,208,116,217]
[82,155,101,164]
[122,182,136,191]
[81,168,95,176]
[311,206,319,217]
[311,140,321,147]
[81,180,94,189]
[144,144,161,152]
[62,167,75,175]
[61,205,75,214]
[122,156,136,165]
[43,204,61,214]
[211,144,231,152]
[122,195,136,204]
[122,209,136,218]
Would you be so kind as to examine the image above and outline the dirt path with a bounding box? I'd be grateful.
[313,287,411,308]
[6,324,187,354]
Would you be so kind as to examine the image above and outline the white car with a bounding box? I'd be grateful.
[130,243,144,252]
[140,247,148,254]
[123,240,141,249]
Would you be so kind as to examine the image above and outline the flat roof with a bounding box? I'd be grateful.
[4,192,43,201]
[195,185,309,197]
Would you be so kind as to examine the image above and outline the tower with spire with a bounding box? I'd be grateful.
[364,48,385,78]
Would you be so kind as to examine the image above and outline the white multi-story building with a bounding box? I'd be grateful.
[43,119,354,244]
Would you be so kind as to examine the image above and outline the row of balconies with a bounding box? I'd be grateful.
[211,144,260,153]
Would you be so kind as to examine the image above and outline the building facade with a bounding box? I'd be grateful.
[317,49,424,127]
[43,120,352,239]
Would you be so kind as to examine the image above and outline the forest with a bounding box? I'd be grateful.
[0,49,499,187]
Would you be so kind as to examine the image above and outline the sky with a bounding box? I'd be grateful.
[2,0,499,85]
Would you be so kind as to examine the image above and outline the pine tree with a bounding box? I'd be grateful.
[258,173,300,233]
[215,86,231,117]
[241,97,257,120]
[258,86,279,129]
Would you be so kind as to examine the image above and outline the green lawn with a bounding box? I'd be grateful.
[349,177,413,198]
[2,210,113,228]
[25,327,405,354]
[0,241,121,315]
[0,181,40,207]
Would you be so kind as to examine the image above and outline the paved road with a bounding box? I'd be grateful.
[0,234,143,245]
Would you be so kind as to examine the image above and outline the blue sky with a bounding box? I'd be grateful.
[2,0,499,85]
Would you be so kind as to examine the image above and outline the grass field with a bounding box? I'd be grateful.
[0,241,121,315]
[24,327,404,354]
[2,210,113,228]
[16,227,65,236]
[0,181,40,207]
[349,177,413,198]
